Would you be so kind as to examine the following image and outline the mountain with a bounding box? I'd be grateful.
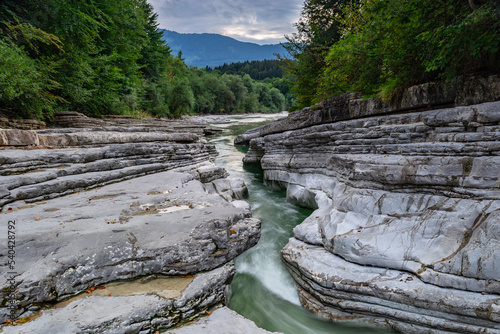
[161,30,286,68]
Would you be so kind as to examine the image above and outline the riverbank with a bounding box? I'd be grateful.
[0,116,275,333]
[237,77,500,333]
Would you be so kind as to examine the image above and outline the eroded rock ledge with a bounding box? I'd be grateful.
[0,122,262,333]
[235,75,500,146]
[239,79,500,333]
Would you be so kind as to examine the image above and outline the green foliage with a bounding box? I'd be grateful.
[142,79,170,117]
[208,60,294,109]
[3,22,64,55]
[170,79,195,116]
[270,87,286,111]
[0,0,171,119]
[418,1,500,78]
[320,0,500,101]
[0,0,287,119]
[280,0,355,109]
[187,70,286,114]
[207,60,284,80]
[0,24,63,119]
[284,0,500,108]
[138,2,172,80]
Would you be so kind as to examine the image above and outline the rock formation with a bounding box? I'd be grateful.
[238,77,500,333]
[165,307,283,334]
[0,120,262,333]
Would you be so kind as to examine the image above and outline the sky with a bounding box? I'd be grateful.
[148,0,304,45]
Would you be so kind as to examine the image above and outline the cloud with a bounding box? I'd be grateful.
[148,0,303,44]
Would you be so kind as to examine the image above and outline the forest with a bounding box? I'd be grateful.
[0,0,286,120]
[208,60,284,80]
[282,0,500,110]
[1,0,499,119]
[207,60,296,108]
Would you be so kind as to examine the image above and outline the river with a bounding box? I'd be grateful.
[206,115,390,334]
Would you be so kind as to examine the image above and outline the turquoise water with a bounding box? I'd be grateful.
[209,122,390,334]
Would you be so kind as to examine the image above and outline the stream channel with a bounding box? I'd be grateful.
[206,114,390,334]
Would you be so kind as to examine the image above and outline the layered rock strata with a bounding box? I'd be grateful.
[0,126,216,149]
[50,111,220,135]
[0,118,46,131]
[235,75,500,146]
[3,264,236,334]
[0,124,260,333]
[240,92,500,332]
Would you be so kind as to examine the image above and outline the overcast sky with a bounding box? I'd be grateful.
[148,0,304,44]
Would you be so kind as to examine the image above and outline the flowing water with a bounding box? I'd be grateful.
[208,116,390,334]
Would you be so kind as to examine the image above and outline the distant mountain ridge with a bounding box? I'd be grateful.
[161,30,286,68]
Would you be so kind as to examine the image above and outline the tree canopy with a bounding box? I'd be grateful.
[206,60,296,108]
[207,60,284,81]
[0,0,286,120]
[281,0,500,110]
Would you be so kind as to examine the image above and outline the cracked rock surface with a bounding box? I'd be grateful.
[2,264,236,334]
[240,98,500,333]
[0,124,260,333]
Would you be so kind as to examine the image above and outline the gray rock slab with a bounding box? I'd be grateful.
[0,170,260,321]
[0,129,200,148]
[165,307,282,334]
[281,172,500,293]
[234,80,500,145]
[0,142,218,207]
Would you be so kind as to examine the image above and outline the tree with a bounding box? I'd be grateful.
[270,87,286,111]
[0,38,61,119]
[138,0,173,80]
[0,0,180,119]
[280,0,356,109]
[170,79,194,116]
[1,0,288,119]
[319,0,500,100]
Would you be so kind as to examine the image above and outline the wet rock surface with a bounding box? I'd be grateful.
[0,121,260,333]
[240,90,500,333]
